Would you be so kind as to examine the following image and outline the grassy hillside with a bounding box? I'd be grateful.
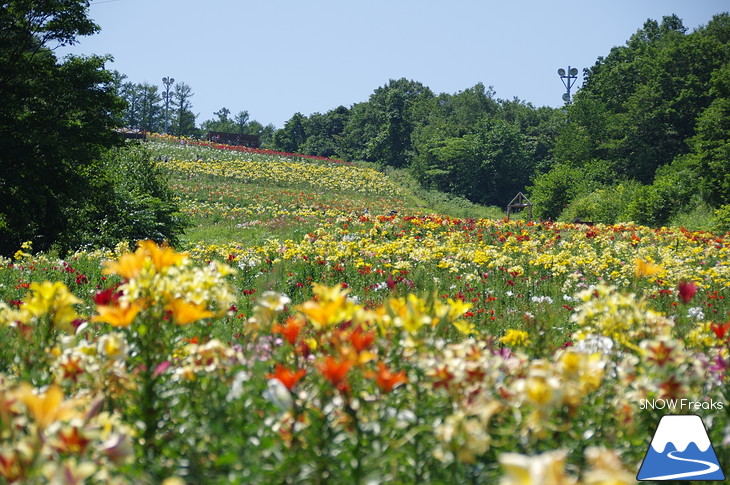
[147,135,505,247]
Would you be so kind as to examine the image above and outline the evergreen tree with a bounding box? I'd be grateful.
[171,82,196,136]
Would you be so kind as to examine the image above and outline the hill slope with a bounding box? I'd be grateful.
[148,136,504,246]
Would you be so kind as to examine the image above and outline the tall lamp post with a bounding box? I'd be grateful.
[557,66,579,104]
[162,76,175,134]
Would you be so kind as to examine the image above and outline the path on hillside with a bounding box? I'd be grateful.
[641,450,720,480]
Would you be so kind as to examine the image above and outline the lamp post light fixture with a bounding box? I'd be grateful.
[162,76,175,134]
[557,66,579,104]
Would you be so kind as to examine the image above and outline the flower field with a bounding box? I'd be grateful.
[1,139,729,484]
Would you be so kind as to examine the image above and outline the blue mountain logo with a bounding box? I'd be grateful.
[637,414,725,481]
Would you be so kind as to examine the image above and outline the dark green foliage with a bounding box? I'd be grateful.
[55,143,187,252]
[688,61,730,206]
[299,106,350,157]
[567,15,712,183]
[622,156,701,226]
[0,0,186,255]
[539,13,730,227]
[338,78,435,167]
[271,112,308,153]
[528,164,586,221]
[560,181,643,224]
[0,0,125,255]
[417,119,532,207]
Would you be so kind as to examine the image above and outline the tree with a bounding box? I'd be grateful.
[344,78,434,167]
[121,81,143,128]
[200,107,234,133]
[170,82,196,136]
[245,120,276,147]
[561,15,726,183]
[298,106,350,157]
[534,13,730,224]
[137,83,164,132]
[688,60,730,206]
[272,112,307,153]
[0,0,126,254]
[0,1,186,254]
[234,110,249,134]
[422,119,531,207]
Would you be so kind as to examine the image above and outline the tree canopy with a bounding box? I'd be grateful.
[0,0,184,254]
[270,13,730,227]
[0,0,124,253]
[533,13,730,225]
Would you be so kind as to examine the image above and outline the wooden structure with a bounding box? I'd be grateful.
[206,131,260,148]
[506,192,533,220]
[117,129,146,141]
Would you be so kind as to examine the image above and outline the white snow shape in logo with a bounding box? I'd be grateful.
[650,415,711,453]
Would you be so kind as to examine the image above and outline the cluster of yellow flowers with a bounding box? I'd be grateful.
[182,216,730,290]
[0,281,81,332]
[93,241,235,328]
[160,155,406,197]
[570,284,674,347]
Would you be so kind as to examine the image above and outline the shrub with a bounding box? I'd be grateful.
[54,143,186,253]
[560,182,642,224]
[528,164,586,221]
[713,204,730,234]
[623,156,701,226]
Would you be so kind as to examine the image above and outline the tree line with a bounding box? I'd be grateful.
[270,81,562,210]
[111,12,729,229]
[113,75,275,144]
[268,13,730,230]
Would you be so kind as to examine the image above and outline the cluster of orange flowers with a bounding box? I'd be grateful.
[262,284,409,398]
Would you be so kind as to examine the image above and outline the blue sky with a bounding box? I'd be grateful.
[60,0,728,128]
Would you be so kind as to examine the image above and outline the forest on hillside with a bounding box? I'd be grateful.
[113,12,730,229]
[268,13,730,229]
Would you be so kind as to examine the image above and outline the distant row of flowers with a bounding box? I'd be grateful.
[148,132,351,165]
[155,147,406,197]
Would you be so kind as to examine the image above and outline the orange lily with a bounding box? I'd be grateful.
[348,326,375,353]
[370,362,408,393]
[272,316,305,345]
[267,364,306,390]
[317,356,353,389]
